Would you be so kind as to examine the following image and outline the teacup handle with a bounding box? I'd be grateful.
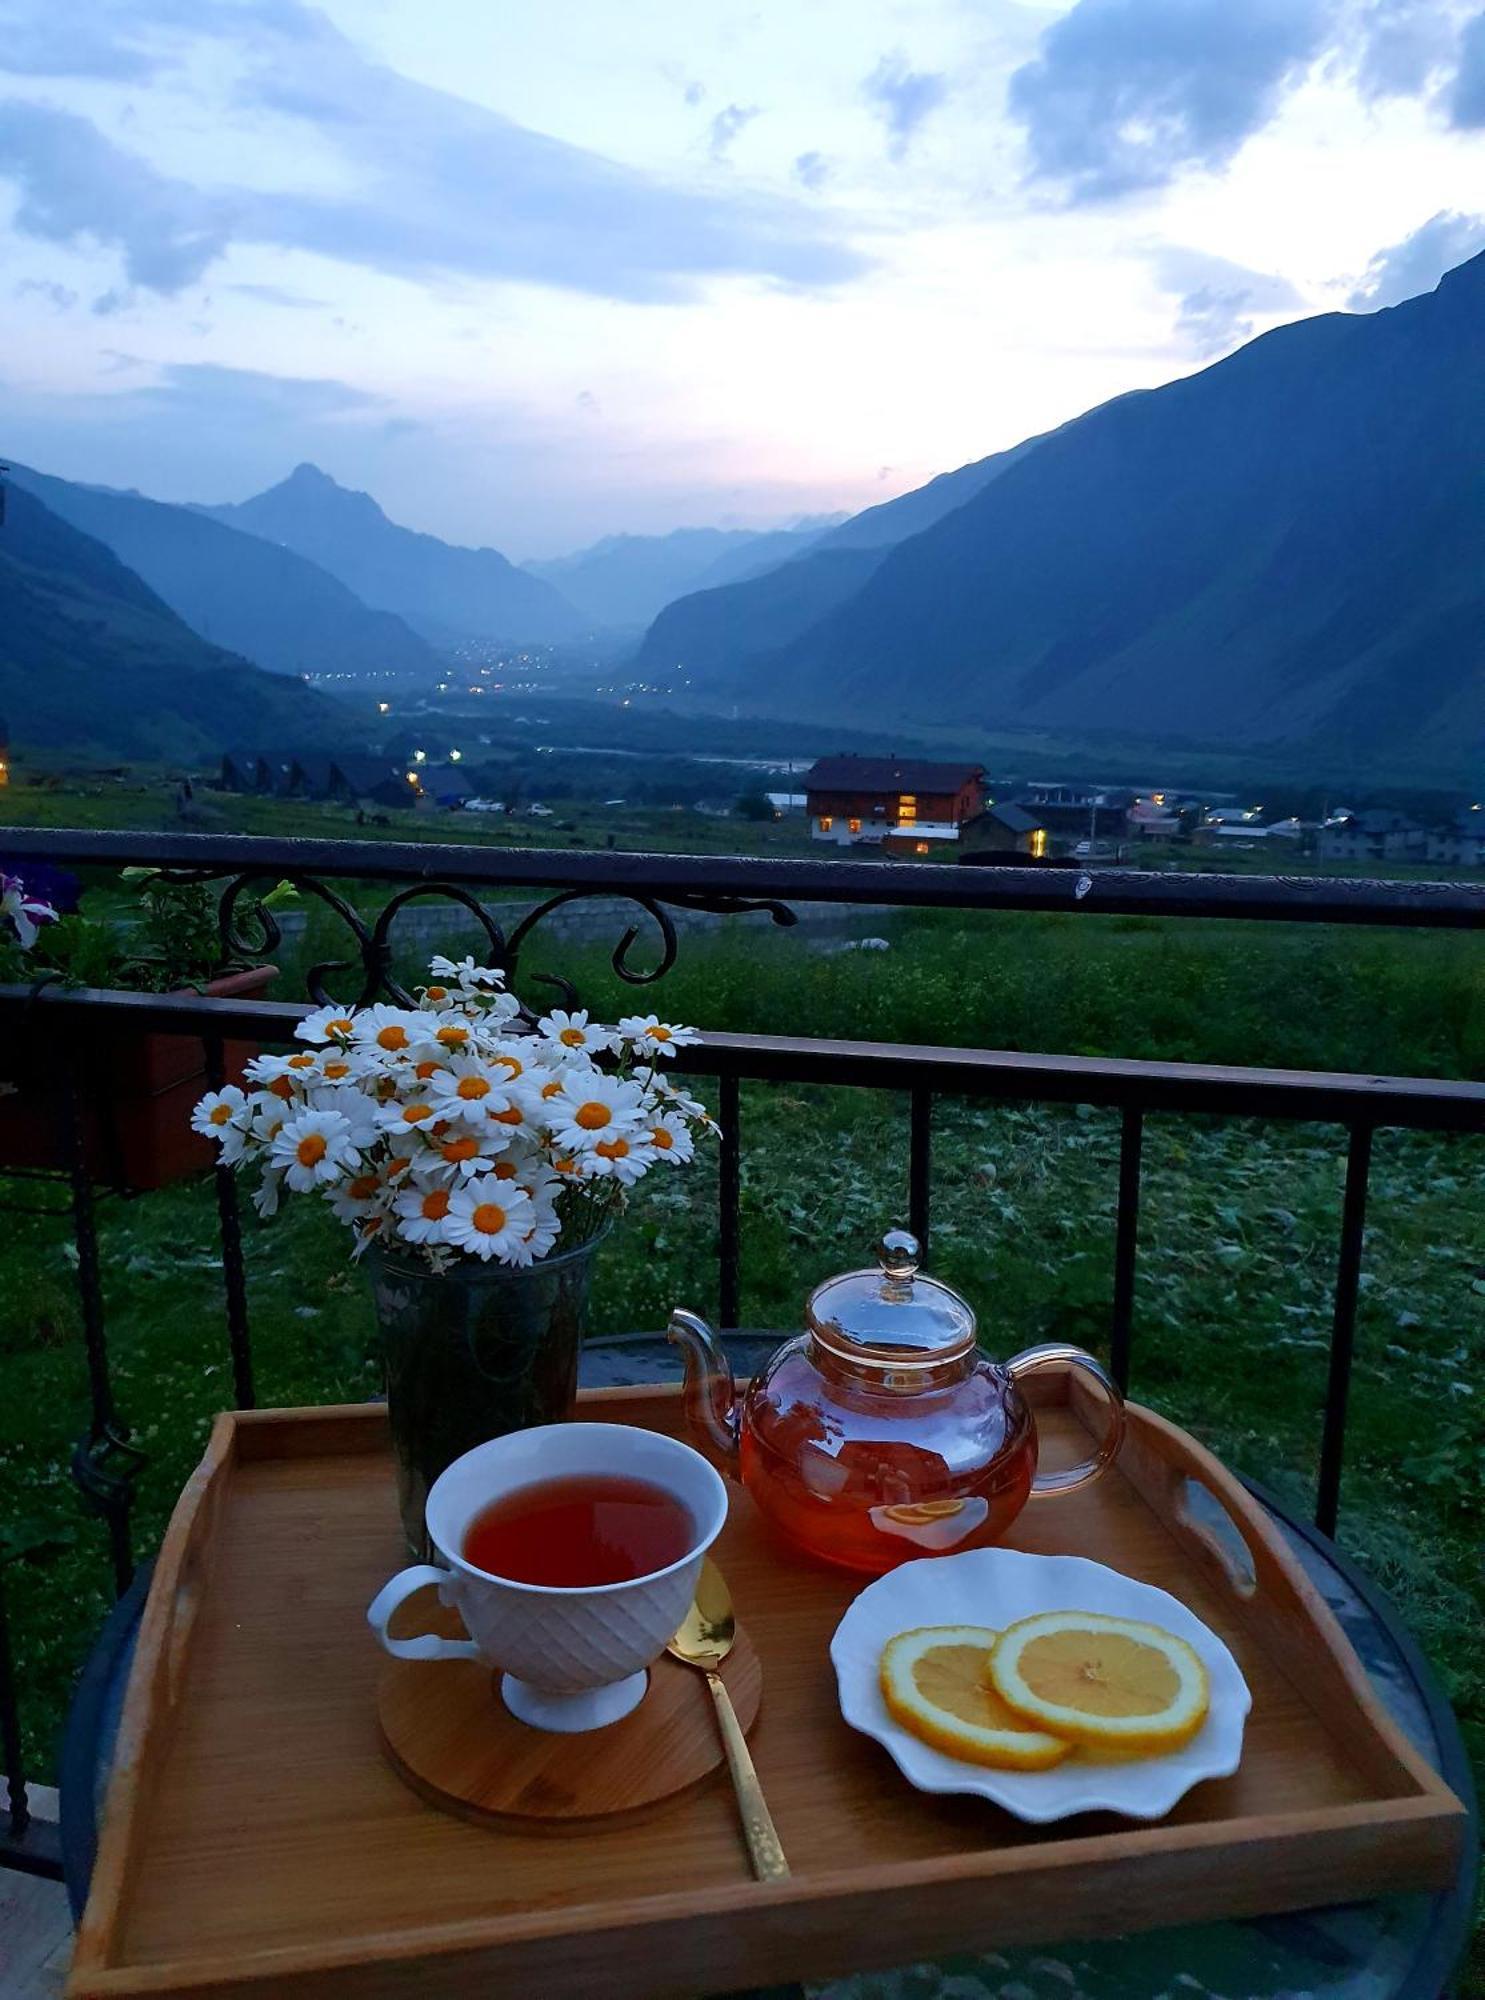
[367,1565,482,1662]
[1006,1343,1125,1498]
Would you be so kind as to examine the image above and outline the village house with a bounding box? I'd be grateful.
[1317,810,1429,863]
[958,802,1050,859]
[804,756,986,848]
[1427,809,1485,868]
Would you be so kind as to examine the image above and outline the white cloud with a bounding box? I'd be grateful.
[1349,207,1485,303]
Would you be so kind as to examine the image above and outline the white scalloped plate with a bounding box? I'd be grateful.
[830,1547,1251,1823]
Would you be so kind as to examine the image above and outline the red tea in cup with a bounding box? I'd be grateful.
[462,1473,695,1588]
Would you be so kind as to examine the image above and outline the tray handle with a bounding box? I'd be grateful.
[1114,1396,1446,1800]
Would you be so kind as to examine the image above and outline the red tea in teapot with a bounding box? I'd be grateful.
[462,1473,695,1587]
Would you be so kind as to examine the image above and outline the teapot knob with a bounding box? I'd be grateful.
[877,1228,920,1279]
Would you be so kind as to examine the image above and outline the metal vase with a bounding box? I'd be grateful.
[368,1232,608,1557]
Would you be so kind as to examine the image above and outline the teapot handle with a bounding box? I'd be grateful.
[1005,1343,1125,1498]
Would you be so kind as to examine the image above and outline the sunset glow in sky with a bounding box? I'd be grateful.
[2,0,1484,555]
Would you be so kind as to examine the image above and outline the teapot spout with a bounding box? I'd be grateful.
[666,1309,741,1474]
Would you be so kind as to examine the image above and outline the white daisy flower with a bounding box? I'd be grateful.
[251,1168,284,1219]
[269,1109,362,1192]
[327,1167,388,1226]
[394,1183,456,1244]
[475,1082,544,1142]
[428,956,507,993]
[244,1093,289,1146]
[295,1004,359,1045]
[548,1070,646,1153]
[538,1009,616,1057]
[191,1086,247,1142]
[376,1097,441,1138]
[244,1051,312,1087]
[418,1127,503,1181]
[425,1016,476,1055]
[504,1207,563,1267]
[616,1015,699,1059]
[652,1076,715,1125]
[428,1055,506,1121]
[305,1086,381,1151]
[350,1213,388,1260]
[351,1004,424,1059]
[645,1110,696,1165]
[316,1050,363,1085]
[481,1038,537,1085]
[443,1176,535,1261]
[586,1127,657,1185]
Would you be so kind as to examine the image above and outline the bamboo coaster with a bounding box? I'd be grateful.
[377,1589,763,1828]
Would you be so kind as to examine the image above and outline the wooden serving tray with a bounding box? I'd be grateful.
[70,1376,1465,2000]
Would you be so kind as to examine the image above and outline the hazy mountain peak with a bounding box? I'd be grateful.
[201,466,582,644]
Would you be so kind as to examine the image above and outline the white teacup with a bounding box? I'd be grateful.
[367,1422,728,1733]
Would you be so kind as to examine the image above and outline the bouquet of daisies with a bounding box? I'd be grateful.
[191,955,713,1270]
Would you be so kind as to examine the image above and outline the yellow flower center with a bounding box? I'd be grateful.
[541,1079,563,1099]
[401,1103,433,1123]
[209,1103,232,1126]
[415,1059,440,1080]
[554,1155,579,1176]
[595,1136,630,1161]
[287,1052,316,1069]
[492,1104,524,1126]
[323,1060,351,1079]
[457,1075,492,1100]
[441,1136,480,1163]
[269,1076,294,1101]
[559,1026,586,1046]
[493,1053,524,1078]
[651,1127,673,1150]
[425,986,448,1001]
[574,1101,611,1130]
[470,1201,507,1235]
[376,1025,409,1051]
[296,1134,328,1168]
[436,1025,469,1046]
[328,1017,354,1036]
[421,1189,451,1221]
[347,1173,379,1200]
[386,1156,412,1178]
[645,1025,672,1042]
[492,1160,517,1180]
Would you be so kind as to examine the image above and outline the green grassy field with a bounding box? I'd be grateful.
[1,828,1482,1984]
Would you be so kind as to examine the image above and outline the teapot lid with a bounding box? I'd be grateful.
[806,1230,976,1365]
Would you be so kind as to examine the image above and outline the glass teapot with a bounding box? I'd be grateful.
[668,1229,1125,1574]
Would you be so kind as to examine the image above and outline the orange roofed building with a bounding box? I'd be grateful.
[804,756,987,850]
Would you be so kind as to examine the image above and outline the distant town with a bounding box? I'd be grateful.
[193,747,1484,872]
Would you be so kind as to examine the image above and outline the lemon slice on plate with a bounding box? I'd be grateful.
[989,1610,1210,1756]
[880,1625,1072,1770]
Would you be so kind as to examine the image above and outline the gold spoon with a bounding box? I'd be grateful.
[667,1558,789,1881]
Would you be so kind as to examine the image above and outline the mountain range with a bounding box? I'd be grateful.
[524,517,845,628]
[636,254,1485,766]
[633,437,1045,680]
[7,464,438,681]
[5,248,1483,771]
[0,484,342,758]
[199,464,584,646]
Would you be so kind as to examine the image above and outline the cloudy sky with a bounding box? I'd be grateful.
[2,0,1484,557]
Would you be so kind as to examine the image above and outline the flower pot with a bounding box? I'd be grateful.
[0,966,277,1190]
[368,1229,609,1558]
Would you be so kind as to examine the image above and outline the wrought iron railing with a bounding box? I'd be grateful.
[1,829,1482,1879]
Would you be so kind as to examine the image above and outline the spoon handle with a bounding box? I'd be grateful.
[705,1669,790,1881]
